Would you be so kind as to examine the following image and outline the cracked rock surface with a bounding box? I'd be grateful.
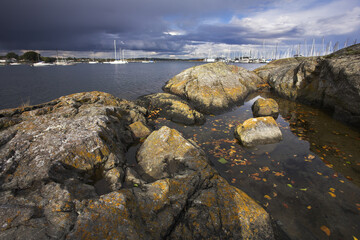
[0,91,274,239]
[163,62,265,114]
[254,44,360,127]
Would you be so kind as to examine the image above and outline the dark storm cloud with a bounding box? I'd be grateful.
[0,0,272,53]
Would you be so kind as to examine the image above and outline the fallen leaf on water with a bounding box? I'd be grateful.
[308,154,315,160]
[273,171,285,177]
[346,176,353,181]
[320,225,331,237]
[262,178,267,182]
[353,236,358,240]
[264,195,272,200]
[329,188,335,193]
[356,203,360,211]
[282,203,289,208]
[273,192,277,197]
[300,188,308,191]
[218,158,228,164]
[259,166,270,172]
[287,184,293,188]
[307,205,312,210]
[328,192,336,198]
[317,172,323,176]
[339,180,345,183]
[231,178,236,183]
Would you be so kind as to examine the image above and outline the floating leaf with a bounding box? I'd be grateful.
[282,203,289,208]
[133,183,139,187]
[320,225,331,237]
[328,192,336,198]
[307,205,312,210]
[287,184,293,188]
[218,158,228,164]
[329,188,335,193]
[259,166,270,172]
[264,195,272,200]
[273,171,285,177]
[317,172,323,176]
[353,236,358,240]
[300,188,308,191]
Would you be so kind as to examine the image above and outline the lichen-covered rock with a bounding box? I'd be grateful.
[0,91,147,239]
[254,44,360,127]
[235,117,282,147]
[129,121,151,139]
[136,93,205,125]
[70,126,274,239]
[252,98,279,118]
[0,92,275,239]
[164,62,265,114]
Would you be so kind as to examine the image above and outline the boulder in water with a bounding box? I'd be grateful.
[235,117,282,147]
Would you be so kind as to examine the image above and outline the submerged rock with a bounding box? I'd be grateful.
[0,91,275,239]
[235,117,283,147]
[252,98,279,118]
[136,92,205,125]
[164,62,265,114]
[254,44,360,127]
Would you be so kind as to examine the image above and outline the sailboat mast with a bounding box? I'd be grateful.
[114,40,117,60]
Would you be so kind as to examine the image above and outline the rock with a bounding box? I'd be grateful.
[164,62,265,114]
[254,44,360,128]
[0,92,275,239]
[0,91,147,238]
[235,117,283,147]
[252,98,279,118]
[129,121,151,139]
[69,126,275,239]
[136,93,205,125]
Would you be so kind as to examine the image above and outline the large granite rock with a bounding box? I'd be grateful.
[0,92,274,239]
[164,62,265,114]
[235,117,283,147]
[68,126,275,239]
[136,93,205,125]
[254,44,360,127]
[0,91,148,239]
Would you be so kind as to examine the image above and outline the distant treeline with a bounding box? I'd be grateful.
[0,51,205,62]
[0,51,56,63]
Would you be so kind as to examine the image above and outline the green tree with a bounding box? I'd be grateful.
[6,52,19,60]
[21,51,40,62]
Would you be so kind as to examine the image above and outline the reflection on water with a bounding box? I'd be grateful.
[150,92,360,240]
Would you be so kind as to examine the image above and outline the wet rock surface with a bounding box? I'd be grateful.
[235,117,283,147]
[136,92,205,125]
[252,98,279,118]
[0,91,275,239]
[164,62,265,114]
[254,44,360,128]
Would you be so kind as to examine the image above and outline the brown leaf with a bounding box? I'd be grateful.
[328,192,336,198]
[259,166,270,172]
[320,225,331,237]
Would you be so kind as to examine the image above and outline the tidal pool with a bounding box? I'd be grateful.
[143,91,360,239]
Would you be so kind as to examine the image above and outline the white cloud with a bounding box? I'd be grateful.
[229,0,360,39]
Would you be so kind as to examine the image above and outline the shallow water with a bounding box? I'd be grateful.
[2,62,359,239]
[146,92,360,239]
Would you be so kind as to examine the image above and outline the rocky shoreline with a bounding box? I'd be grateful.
[1,44,359,239]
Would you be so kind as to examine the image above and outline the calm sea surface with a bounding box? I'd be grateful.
[1,62,360,239]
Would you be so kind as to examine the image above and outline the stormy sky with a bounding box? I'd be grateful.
[1,0,359,58]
